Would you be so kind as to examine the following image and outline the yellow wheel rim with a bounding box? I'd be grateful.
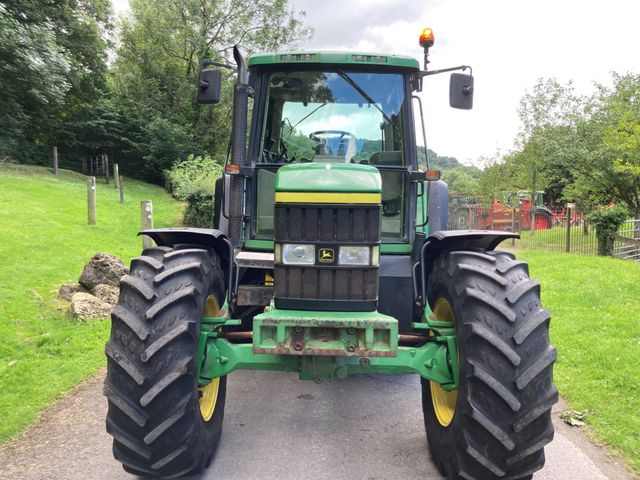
[430,298,458,427]
[199,295,221,421]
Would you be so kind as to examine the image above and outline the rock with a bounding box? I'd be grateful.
[79,253,128,290]
[68,292,112,321]
[92,284,119,305]
[58,283,88,301]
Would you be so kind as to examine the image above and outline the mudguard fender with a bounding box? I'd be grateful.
[139,227,234,302]
[419,229,519,305]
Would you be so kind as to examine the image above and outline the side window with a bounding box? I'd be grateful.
[254,169,276,237]
[379,170,405,239]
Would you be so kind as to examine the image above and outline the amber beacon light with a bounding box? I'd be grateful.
[419,28,435,48]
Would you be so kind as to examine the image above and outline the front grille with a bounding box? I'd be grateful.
[274,203,381,311]
[274,204,380,243]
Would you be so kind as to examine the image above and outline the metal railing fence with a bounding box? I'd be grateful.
[447,204,598,255]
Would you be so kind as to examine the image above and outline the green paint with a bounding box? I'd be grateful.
[248,51,420,70]
[416,181,429,235]
[197,308,457,388]
[200,340,301,384]
[380,243,412,254]
[255,308,393,322]
[245,240,413,253]
[253,308,397,356]
[200,338,456,386]
[244,239,274,250]
[274,163,382,193]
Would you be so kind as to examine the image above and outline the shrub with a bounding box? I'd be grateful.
[586,204,629,255]
[164,154,222,200]
[164,154,223,227]
[183,191,214,228]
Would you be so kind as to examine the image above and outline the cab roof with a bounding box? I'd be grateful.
[248,51,420,70]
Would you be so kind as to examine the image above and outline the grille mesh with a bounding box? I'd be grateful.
[274,203,380,310]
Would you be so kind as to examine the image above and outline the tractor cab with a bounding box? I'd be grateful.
[247,53,418,246]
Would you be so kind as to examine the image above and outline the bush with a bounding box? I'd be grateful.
[586,204,629,255]
[164,154,223,227]
[164,154,222,200]
[183,191,214,228]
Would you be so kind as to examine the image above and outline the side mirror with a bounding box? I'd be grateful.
[197,69,222,104]
[449,73,474,110]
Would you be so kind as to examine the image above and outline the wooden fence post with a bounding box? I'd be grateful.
[141,200,154,249]
[87,176,96,225]
[52,146,59,176]
[511,208,516,246]
[104,154,110,185]
[119,175,125,204]
[565,204,574,253]
[113,163,120,189]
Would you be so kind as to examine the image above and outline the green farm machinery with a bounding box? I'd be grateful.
[105,27,557,479]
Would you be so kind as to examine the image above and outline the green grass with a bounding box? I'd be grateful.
[519,250,640,472]
[0,163,183,443]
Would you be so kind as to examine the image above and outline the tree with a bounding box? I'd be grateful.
[0,0,113,163]
[516,78,582,211]
[478,152,518,202]
[109,0,311,182]
[601,73,640,218]
[441,169,480,195]
[0,2,70,158]
[564,73,640,218]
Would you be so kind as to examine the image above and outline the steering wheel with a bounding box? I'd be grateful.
[309,130,357,143]
[309,130,358,158]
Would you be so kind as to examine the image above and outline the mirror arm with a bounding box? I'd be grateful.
[419,65,472,78]
[201,59,235,70]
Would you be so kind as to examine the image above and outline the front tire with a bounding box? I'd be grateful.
[422,250,557,480]
[104,246,227,478]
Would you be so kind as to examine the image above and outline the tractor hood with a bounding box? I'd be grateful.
[274,163,382,193]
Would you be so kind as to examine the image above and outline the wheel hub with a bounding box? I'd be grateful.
[429,298,458,427]
[199,295,221,421]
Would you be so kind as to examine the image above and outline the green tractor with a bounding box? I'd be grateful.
[105,28,557,480]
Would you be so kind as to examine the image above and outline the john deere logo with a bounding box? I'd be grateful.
[318,248,335,263]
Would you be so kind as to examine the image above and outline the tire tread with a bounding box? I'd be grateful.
[422,249,556,480]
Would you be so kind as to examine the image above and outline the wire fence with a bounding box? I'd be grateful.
[448,204,598,255]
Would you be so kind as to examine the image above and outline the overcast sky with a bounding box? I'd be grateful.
[112,0,639,166]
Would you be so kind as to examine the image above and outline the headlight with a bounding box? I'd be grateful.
[282,244,315,265]
[339,246,370,265]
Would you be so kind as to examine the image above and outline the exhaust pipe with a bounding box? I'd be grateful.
[227,45,249,246]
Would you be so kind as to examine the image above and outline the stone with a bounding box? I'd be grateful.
[79,253,128,290]
[68,292,112,321]
[92,284,119,305]
[58,283,88,301]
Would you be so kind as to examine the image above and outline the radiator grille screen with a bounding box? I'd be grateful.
[274,203,381,311]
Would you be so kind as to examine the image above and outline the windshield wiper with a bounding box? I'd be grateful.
[335,68,398,131]
[291,103,327,131]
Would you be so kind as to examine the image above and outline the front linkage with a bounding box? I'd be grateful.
[197,305,459,389]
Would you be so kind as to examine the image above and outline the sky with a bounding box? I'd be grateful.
[111,0,639,167]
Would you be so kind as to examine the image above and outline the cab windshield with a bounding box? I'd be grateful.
[254,68,409,242]
[260,69,407,166]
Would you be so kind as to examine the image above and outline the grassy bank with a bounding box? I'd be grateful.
[0,164,183,443]
[520,250,640,472]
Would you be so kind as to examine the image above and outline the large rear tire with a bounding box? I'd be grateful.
[104,246,227,478]
[533,210,552,230]
[422,250,557,480]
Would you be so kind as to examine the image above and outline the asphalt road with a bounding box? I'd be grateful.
[0,370,635,480]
